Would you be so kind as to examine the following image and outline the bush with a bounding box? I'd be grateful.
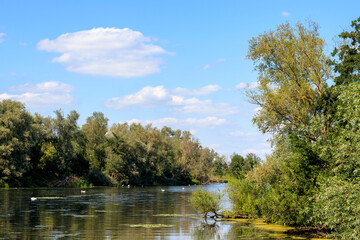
[190,188,223,217]
[227,177,260,218]
[313,177,360,239]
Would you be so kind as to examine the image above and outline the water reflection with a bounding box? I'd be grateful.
[0,184,302,239]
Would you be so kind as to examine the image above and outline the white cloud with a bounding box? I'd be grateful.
[242,148,272,155]
[235,82,258,89]
[230,131,259,136]
[202,64,211,70]
[1,81,75,108]
[8,81,74,93]
[173,84,221,96]
[171,99,238,116]
[209,143,220,148]
[105,86,171,108]
[282,11,290,17]
[0,92,74,108]
[202,58,226,70]
[37,27,171,78]
[0,33,5,43]
[189,129,197,135]
[105,85,238,116]
[123,116,226,128]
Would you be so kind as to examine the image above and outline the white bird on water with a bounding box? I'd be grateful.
[81,190,86,193]
[30,197,37,201]
[161,189,165,192]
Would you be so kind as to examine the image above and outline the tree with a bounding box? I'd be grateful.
[0,100,34,180]
[213,155,228,177]
[244,153,261,172]
[331,17,360,85]
[326,82,360,180]
[247,22,331,140]
[52,110,86,176]
[190,188,223,218]
[228,154,245,179]
[228,153,261,179]
[82,112,108,171]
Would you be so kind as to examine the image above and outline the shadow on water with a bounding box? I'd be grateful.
[0,184,324,239]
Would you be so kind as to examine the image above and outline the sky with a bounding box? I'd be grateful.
[0,0,359,159]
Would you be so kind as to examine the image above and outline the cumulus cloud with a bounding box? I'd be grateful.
[0,92,74,108]
[105,85,238,116]
[171,99,238,116]
[173,84,221,96]
[37,27,171,78]
[123,116,226,128]
[0,33,5,42]
[230,131,259,136]
[105,86,171,108]
[8,81,74,93]
[242,148,272,155]
[235,82,258,89]
[1,81,75,108]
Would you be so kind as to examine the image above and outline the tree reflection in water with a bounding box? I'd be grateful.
[192,219,220,240]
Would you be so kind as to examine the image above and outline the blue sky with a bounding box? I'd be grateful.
[0,0,359,159]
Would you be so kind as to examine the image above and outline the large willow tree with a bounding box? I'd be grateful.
[247,22,331,141]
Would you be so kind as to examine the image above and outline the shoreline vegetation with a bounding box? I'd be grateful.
[189,17,360,239]
[190,187,332,239]
[2,17,360,240]
[0,100,231,188]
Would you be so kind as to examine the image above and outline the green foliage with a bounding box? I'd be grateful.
[39,142,59,172]
[0,99,221,187]
[190,188,223,217]
[228,153,260,179]
[212,155,228,177]
[229,154,245,178]
[331,17,360,85]
[227,177,260,218]
[314,178,360,239]
[81,112,108,171]
[0,100,34,180]
[105,123,218,186]
[51,110,86,176]
[247,21,330,140]
[86,168,111,186]
[233,19,360,240]
[325,82,360,180]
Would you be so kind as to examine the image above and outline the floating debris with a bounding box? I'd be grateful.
[154,214,185,217]
[129,224,174,228]
[32,197,66,200]
[72,214,96,218]
[49,232,80,238]
[35,225,50,228]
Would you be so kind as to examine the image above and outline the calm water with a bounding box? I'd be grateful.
[0,184,303,239]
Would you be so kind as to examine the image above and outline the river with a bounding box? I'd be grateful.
[0,184,314,239]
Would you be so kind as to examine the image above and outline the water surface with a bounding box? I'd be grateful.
[0,184,311,239]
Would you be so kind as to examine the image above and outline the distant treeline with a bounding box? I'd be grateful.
[0,100,234,187]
